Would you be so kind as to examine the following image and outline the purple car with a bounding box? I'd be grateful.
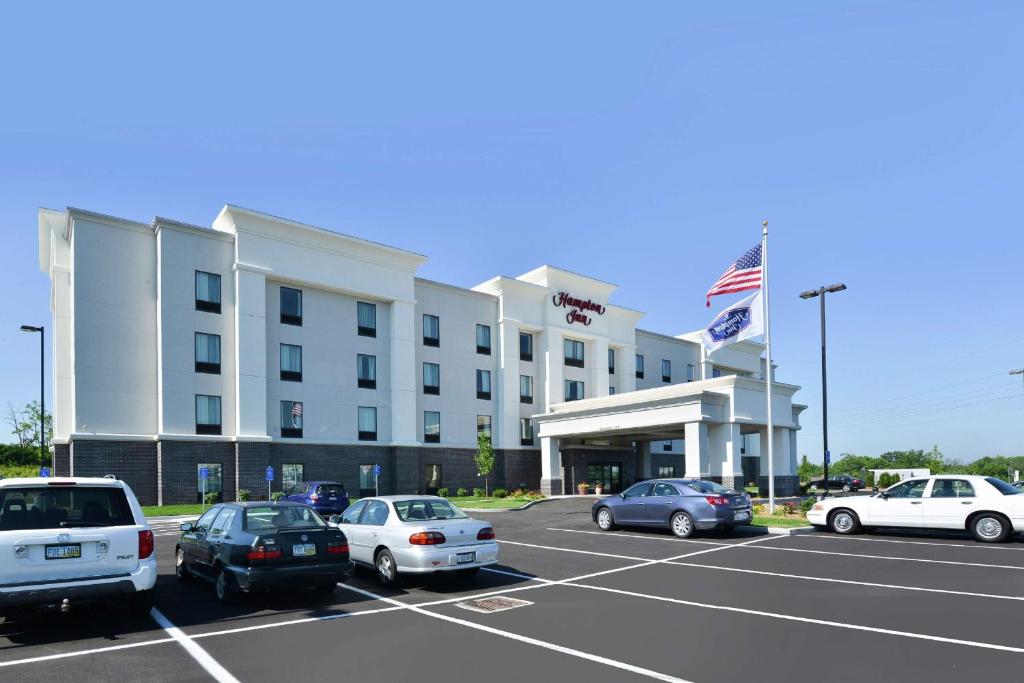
[591,479,752,538]
[283,481,350,516]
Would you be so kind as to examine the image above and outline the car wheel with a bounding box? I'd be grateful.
[596,507,615,531]
[128,589,155,617]
[375,549,399,586]
[315,583,337,595]
[175,547,190,581]
[842,484,852,492]
[215,568,237,604]
[670,511,695,538]
[971,513,1011,543]
[828,508,861,534]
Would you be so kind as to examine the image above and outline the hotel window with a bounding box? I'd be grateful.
[357,301,376,337]
[520,375,533,404]
[657,465,676,478]
[476,324,491,355]
[195,394,222,435]
[636,354,645,379]
[477,415,492,438]
[609,387,616,395]
[359,464,378,497]
[195,271,221,314]
[476,369,492,400]
[520,417,534,446]
[195,332,221,374]
[608,348,615,374]
[357,406,377,441]
[564,339,585,368]
[712,368,722,378]
[687,364,696,382]
[424,463,442,494]
[282,464,304,491]
[280,287,302,326]
[196,463,223,503]
[662,359,671,383]
[281,401,303,438]
[519,332,533,361]
[357,353,377,389]
[280,344,302,382]
[564,379,585,402]
[424,411,441,443]
[663,442,673,451]
[423,314,440,347]
[423,362,440,395]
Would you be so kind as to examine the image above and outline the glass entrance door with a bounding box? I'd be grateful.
[587,463,622,493]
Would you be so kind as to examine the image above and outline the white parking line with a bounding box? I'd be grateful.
[499,539,658,561]
[560,581,1024,654]
[546,527,729,546]
[0,636,176,669]
[151,608,241,682]
[791,534,1024,552]
[747,544,1024,570]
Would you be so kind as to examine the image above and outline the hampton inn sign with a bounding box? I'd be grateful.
[552,291,607,326]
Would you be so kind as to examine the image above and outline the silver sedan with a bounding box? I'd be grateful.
[329,496,498,585]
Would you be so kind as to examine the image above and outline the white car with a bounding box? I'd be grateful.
[329,495,498,585]
[0,477,157,617]
[807,474,1024,542]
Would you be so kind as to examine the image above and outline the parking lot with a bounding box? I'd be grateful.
[3,497,1024,682]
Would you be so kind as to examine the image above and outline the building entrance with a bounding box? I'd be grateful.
[587,463,622,494]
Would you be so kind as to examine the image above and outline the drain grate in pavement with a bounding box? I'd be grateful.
[456,596,533,614]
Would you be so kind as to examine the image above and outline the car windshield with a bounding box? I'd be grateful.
[393,499,468,522]
[683,480,731,494]
[985,478,1023,495]
[0,486,135,530]
[244,505,326,530]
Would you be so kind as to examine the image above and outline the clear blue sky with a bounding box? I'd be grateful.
[1,2,1021,463]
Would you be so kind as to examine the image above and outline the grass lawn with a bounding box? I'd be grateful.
[448,496,538,510]
[142,504,209,517]
[751,515,812,528]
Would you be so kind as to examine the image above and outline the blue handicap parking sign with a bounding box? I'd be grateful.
[824,450,831,465]
[39,466,50,478]
[199,466,209,480]
[373,464,381,477]
[266,466,275,481]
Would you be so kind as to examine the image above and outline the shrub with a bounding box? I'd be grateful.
[510,488,527,498]
[865,471,876,488]
[752,503,766,516]
[204,491,219,506]
[0,444,44,467]
[237,489,251,502]
[472,487,486,498]
[526,490,544,500]
[799,497,816,515]
[270,491,285,502]
[437,487,449,498]
[456,487,468,498]
[492,488,508,498]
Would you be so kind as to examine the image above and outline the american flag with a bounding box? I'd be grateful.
[705,243,763,307]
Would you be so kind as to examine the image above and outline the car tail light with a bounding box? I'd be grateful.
[247,545,283,561]
[327,543,349,555]
[705,495,729,506]
[138,530,154,559]
[409,531,446,545]
[310,492,319,501]
[477,527,495,541]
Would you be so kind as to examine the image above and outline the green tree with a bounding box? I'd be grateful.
[474,433,495,496]
[797,455,822,481]
[6,401,52,450]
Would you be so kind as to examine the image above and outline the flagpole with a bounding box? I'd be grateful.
[762,219,775,514]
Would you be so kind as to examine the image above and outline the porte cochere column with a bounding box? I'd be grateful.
[540,436,561,496]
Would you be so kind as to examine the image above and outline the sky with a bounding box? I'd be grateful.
[0,1,1021,463]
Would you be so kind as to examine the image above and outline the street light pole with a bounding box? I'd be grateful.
[19,325,46,469]
[799,284,847,498]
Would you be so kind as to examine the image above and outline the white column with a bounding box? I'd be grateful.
[389,300,418,446]
[639,440,652,480]
[495,322,520,450]
[789,428,798,475]
[542,329,563,409]
[540,436,561,495]
[684,422,709,478]
[234,267,268,437]
[723,423,744,486]
[591,337,610,397]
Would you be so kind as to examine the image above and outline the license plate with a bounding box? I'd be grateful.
[292,543,317,557]
[734,511,750,521]
[45,544,81,560]
[456,552,476,564]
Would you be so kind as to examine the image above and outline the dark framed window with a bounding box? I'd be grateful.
[423,314,440,347]
[609,387,616,395]
[280,287,302,326]
[608,348,615,374]
[663,442,673,451]
[712,368,722,378]
[195,394,222,435]
[423,362,440,395]
[564,379,584,401]
[657,465,676,478]
[564,339,585,368]
[476,324,491,355]
[281,401,303,438]
[519,332,533,361]
[424,411,440,443]
[520,417,533,446]
[280,344,302,382]
[357,353,377,389]
[282,464,304,491]
[635,354,645,379]
[195,332,221,374]
[358,406,377,441]
[687,364,696,382]
[662,359,671,383]
[424,463,442,494]
[195,271,221,314]
[357,301,376,337]
[196,463,223,503]
[359,465,378,497]
[476,369,491,400]
[519,375,533,404]
[476,415,492,438]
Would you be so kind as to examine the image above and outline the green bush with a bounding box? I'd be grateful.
[799,497,816,515]
[0,464,44,479]
[472,487,486,498]
[510,488,527,498]
[865,471,876,488]
[0,444,44,467]
[437,487,449,498]
[270,491,285,502]
[237,489,251,502]
[456,487,468,497]
[204,491,220,506]
[492,488,508,498]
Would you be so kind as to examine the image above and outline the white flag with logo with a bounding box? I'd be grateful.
[701,290,764,352]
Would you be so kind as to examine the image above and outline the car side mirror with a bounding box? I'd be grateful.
[179,522,195,532]
[879,491,888,500]
[328,515,341,526]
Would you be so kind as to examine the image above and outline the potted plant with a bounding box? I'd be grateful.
[594,483,604,495]
[577,481,589,495]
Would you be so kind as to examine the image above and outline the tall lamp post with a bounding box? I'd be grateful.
[19,325,46,469]
[799,284,847,497]
[1013,370,1023,468]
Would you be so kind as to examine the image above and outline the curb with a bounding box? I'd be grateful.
[762,525,816,536]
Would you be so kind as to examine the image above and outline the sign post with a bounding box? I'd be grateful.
[373,464,381,497]
[39,466,50,478]
[265,466,275,501]
[199,466,209,512]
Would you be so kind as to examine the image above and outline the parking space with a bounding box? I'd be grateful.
[3,497,1024,682]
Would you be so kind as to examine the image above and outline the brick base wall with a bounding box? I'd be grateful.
[649,453,684,478]
[503,449,541,492]
[757,475,800,497]
[53,444,71,477]
[70,440,158,506]
[708,474,745,490]
[159,441,237,505]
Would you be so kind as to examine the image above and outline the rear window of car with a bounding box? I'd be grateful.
[243,505,325,530]
[985,478,1023,495]
[393,499,468,522]
[317,483,346,496]
[682,480,731,494]
[0,486,135,530]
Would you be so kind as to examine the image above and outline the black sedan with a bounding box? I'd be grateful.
[175,502,354,603]
[808,474,863,492]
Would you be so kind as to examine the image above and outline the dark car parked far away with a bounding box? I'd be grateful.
[809,474,863,492]
[175,502,353,603]
[592,479,752,538]
[283,481,350,516]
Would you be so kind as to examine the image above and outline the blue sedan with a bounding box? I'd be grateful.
[591,479,752,538]
[282,481,351,516]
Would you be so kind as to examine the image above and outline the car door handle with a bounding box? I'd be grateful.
[961,501,973,505]
[910,502,922,505]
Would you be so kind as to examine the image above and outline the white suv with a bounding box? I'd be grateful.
[0,476,157,617]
